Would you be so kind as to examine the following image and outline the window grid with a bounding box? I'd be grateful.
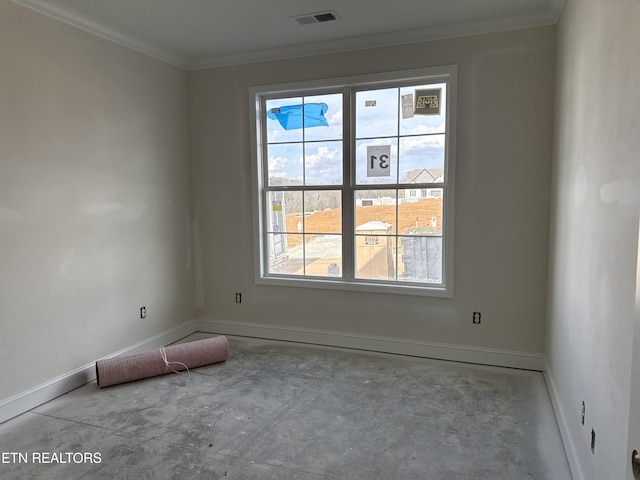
[252,66,456,296]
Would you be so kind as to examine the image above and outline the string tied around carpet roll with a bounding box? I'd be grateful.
[95,335,229,388]
[159,345,191,384]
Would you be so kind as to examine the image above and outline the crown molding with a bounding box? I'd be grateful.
[10,0,189,69]
[189,12,558,70]
[11,0,563,71]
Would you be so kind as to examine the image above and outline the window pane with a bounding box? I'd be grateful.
[355,234,397,281]
[398,134,445,184]
[355,190,397,234]
[267,191,302,233]
[355,138,398,185]
[266,97,303,143]
[303,93,343,142]
[303,191,342,233]
[266,232,301,275]
[304,141,343,186]
[397,188,443,235]
[399,235,442,283]
[268,143,303,186]
[303,234,342,277]
[355,88,398,139]
[399,83,447,135]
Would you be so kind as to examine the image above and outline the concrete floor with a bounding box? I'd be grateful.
[0,334,571,479]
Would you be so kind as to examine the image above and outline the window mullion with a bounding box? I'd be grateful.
[342,87,355,280]
[301,97,306,276]
[395,88,401,281]
[260,96,270,278]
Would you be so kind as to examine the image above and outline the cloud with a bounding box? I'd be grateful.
[268,154,302,181]
[403,122,447,135]
[305,145,341,166]
[400,134,445,151]
[305,145,342,185]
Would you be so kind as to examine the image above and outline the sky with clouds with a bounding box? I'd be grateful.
[265,83,447,186]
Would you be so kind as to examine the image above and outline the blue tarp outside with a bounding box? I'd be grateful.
[267,103,329,130]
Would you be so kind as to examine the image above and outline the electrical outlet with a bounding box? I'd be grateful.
[235,293,242,304]
[472,312,481,324]
[140,306,146,319]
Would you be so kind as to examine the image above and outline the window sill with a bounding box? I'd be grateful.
[256,274,453,298]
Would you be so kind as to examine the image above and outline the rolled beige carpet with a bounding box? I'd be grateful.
[95,336,229,388]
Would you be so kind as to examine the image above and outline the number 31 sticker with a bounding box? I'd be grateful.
[366,145,391,177]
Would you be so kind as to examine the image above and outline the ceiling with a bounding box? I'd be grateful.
[12,0,564,70]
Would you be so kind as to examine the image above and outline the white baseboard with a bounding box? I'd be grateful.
[1,318,546,426]
[196,319,545,371]
[544,360,584,480]
[0,320,197,425]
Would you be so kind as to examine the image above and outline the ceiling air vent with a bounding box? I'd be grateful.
[293,11,338,25]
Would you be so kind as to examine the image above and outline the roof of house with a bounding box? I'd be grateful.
[403,168,445,184]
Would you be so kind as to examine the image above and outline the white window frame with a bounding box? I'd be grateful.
[249,65,457,297]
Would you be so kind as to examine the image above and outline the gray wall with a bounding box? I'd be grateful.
[189,27,556,354]
[0,1,193,401]
[547,0,640,478]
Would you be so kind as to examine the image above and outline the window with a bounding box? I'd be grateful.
[250,66,456,296]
